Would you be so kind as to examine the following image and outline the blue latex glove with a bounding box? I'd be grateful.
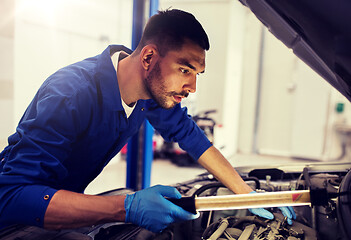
[278,206,296,225]
[125,185,198,233]
[248,191,296,225]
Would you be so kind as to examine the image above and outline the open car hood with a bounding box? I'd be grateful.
[239,0,351,102]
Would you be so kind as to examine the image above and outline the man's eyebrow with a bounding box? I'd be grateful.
[177,58,196,70]
[177,58,205,74]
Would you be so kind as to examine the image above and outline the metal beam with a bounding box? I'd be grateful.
[126,0,158,191]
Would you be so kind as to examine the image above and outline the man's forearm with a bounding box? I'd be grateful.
[44,190,126,229]
[198,146,253,194]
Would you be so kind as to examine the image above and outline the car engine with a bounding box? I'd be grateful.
[1,163,350,240]
[87,163,351,240]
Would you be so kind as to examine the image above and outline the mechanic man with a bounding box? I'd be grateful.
[0,9,295,233]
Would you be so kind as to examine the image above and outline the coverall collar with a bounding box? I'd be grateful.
[96,45,133,112]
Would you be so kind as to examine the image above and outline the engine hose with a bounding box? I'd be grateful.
[206,219,229,240]
[202,221,220,238]
[192,182,225,197]
[243,177,261,189]
[203,216,267,240]
[192,177,261,197]
[176,173,217,186]
[230,216,267,228]
[303,167,312,188]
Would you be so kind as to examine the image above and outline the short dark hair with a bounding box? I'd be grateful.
[135,9,210,56]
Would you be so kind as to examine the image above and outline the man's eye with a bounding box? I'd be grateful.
[180,68,189,74]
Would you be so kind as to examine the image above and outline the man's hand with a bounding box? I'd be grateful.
[248,191,296,225]
[124,185,198,232]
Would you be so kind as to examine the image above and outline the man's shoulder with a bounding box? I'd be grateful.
[36,57,100,102]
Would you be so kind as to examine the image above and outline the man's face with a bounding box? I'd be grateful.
[144,40,206,109]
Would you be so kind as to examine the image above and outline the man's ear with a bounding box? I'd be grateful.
[140,45,159,71]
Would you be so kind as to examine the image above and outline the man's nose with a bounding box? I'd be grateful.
[184,76,197,93]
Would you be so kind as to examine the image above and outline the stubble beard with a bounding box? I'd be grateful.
[144,62,187,109]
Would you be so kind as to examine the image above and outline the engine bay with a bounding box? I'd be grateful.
[1,163,350,240]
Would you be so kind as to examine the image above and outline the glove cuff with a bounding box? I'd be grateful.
[124,193,135,223]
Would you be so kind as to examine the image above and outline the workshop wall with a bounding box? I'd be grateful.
[254,32,331,159]
[13,0,132,122]
[236,7,351,161]
[0,0,14,148]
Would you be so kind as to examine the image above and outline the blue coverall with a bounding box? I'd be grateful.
[0,45,212,228]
